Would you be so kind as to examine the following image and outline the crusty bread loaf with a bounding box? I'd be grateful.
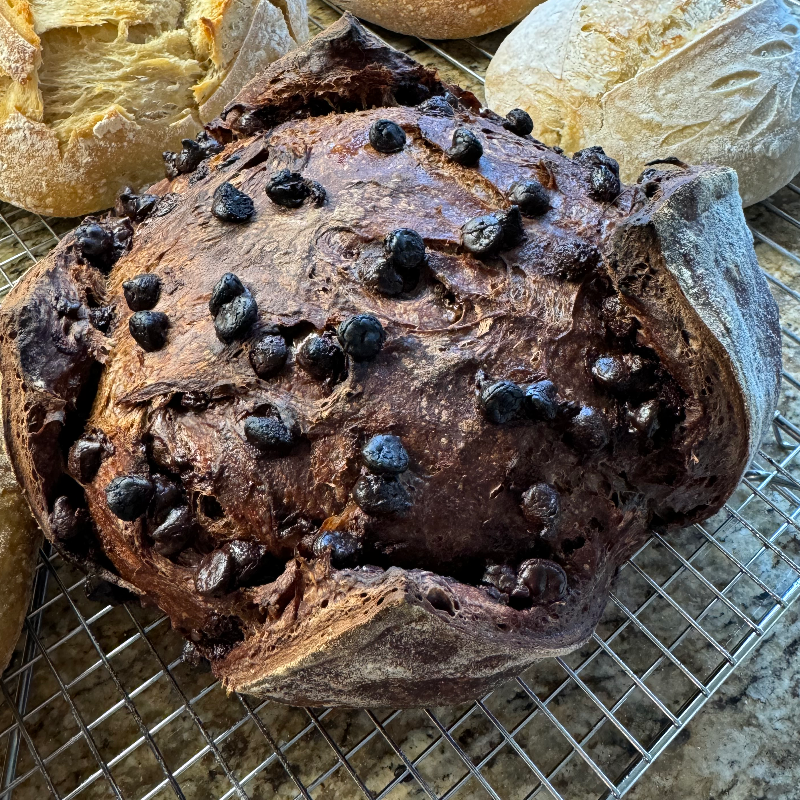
[0,0,308,217]
[0,15,781,707]
[335,0,544,39]
[485,0,800,206]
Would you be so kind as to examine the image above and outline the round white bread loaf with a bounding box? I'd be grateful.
[0,0,308,217]
[335,0,544,39]
[485,0,800,206]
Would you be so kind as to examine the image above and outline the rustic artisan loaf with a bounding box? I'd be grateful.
[485,0,800,207]
[335,0,543,39]
[0,15,782,707]
[0,0,308,217]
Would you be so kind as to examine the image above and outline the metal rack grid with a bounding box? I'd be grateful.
[2,4,800,799]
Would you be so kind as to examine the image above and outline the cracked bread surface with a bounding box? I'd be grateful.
[0,15,782,707]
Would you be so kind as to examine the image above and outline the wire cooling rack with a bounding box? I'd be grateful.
[2,3,800,798]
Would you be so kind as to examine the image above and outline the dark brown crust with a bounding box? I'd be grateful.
[0,15,781,707]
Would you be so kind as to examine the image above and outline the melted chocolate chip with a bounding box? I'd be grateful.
[151,506,192,557]
[123,274,161,311]
[212,182,255,222]
[337,314,386,361]
[591,355,629,390]
[225,539,277,587]
[444,92,459,108]
[244,415,294,454]
[627,399,660,437]
[214,294,258,343]
[182,640,211,671]
[482,563,517,594]
[481,380,524,424]
[369,119,406,154]
[196,130,224,158]
[163,151,180,181]
[353,474,411,518]
[601,296,637,339]
[74,222,114,265]
[209,273,246,317]
[521,483,560,535]
[105,475,154,521]
[386,228,426,270]
[362,434,409,475]
[50,496,89,542]
[517,559,567,603]
[68,439,104,484]
[566,407,610,452]
[419,96,455,117]
[361,257,404,296]
[266,169,310,208]
[503,108,534,137]
[116,189,158,222]
[88,306,115,333]
[549,238,601,281]
[447,127,483,167]
[589,165,622,202]
[195,549,234,596]
[297,333,345,379]
[249,334,288,379]
[573,146,620,177]
[525,380,558,421]
[508,179,550,217]
[84,575,137,605]
[150,475,181,524]
[175,138,205,174]
[129,311,169,352]
[153,194,179,217]
[313,530,361,567]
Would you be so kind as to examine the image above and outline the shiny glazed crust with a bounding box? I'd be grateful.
[0,16,781,707]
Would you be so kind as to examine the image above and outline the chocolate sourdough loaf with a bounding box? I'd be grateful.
[0,15,781,707]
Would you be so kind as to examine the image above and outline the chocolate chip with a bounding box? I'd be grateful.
[480,380,524,424]
[566,407,609,452]
[116,188,158,222]
[447,127,483,167]
[627,399,660,437]
[182,640,211,671]
[462,213,504,256]
[244,415,294,454]
[589,165,622,202]
[503,108,534,137]
[129,311,169,352]
[212,182,255,222]
[84,575,137,605]
[592,355,629,391]
[353,474,411,517]
[509,584,531,609]
[360,257,404,296]
[88,306,114,334]
[68,439,104,484]
[175,138,205,174]
[601,296,637,339]
[549,238,601,281]
[419,96,455,117]
[209,273,246,317]
[573,146,620,177]
[501,205,524,249]
[482,563,517,594]
[214,294,257,343]
[362,434,409,475]
[517,559,567,603]
[509,179,550,217]
[525,380,558,421]
[49,497,89,542]
[297,333,345,379]
[105,475,154,521]
[386,228,426,270]
[74,222,114,264]
[369,119,406,154]
[312,530,361,567]
[337,314,386,361]
[266,169,310,208]
[521,484,560,535]
[249,334,288,379]
[150,475,181,524]
[123,274,161,311]
[225,539,276,587]
[195,549,234,596]
[196,130,224,158]
[151,506,192,557]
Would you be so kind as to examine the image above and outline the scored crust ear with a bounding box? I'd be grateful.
[211,12,481,140]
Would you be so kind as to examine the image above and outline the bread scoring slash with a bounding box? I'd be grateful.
[0,16,781,707]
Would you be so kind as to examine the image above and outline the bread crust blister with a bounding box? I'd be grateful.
[0,15,781,707]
